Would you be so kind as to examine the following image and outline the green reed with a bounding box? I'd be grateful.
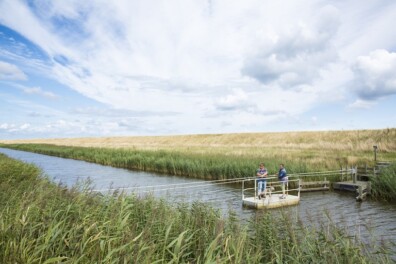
[371,164,396,201]
[0,153,392,263]
[0,143,353,180]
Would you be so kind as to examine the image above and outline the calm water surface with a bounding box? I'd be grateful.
[1,147,395,252]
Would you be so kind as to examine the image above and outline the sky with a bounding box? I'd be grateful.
[0,0,396,139]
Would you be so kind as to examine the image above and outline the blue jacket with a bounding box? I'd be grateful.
[278,168,287,179]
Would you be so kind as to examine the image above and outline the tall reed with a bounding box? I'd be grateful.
[0,143,365,181]
[371,164,396,201]
[0,153,392,263]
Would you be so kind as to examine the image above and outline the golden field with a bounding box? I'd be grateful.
[2,128,396,150]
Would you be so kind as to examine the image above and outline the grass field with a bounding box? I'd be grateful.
[0,153,392,263]
[2,129,395,153]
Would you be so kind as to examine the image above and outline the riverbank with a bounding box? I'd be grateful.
[0,153,392,263]
[2,141,396,200]
[2,129,396,176]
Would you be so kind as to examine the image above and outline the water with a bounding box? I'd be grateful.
[1,147,396,252]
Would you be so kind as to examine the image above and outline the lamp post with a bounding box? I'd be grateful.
[373,145,378,162]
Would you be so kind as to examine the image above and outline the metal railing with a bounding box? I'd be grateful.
[242,177,301,201]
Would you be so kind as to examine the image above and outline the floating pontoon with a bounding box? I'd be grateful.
[242,178,301,209]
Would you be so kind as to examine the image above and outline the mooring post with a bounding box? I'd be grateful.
[356,185,363,202]
[367,182,371,194]
[373,145,378,162]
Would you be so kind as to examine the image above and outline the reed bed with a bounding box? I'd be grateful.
[0,154,392,263]
[371,164,396,201]
[1,143,350,180]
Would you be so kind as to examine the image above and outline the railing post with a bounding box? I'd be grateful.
[286,180,289,196]
[298,179,301,198]
[346,165,349,181]
[353,166,357,183]
[242,180,245,200]
[254,177,257,200]
[341,166,343,181]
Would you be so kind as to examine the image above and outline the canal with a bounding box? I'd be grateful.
[1,147,395,253]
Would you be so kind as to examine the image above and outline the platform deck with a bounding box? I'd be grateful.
[242,194,300,209]
[333,181,368,192]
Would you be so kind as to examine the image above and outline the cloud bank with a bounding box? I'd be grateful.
[0,0,395,137]
[352,49,396,100]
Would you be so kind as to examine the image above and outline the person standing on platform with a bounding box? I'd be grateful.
[278,164,288,199]
[256,163,268,199]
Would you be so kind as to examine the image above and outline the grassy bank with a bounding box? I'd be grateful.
[0,153,391,263]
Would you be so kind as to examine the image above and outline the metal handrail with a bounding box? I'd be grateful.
[242,178,301,200]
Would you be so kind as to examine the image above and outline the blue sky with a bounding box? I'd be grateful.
[0,0,396,139]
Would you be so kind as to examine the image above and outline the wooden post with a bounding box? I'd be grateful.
[356,185,363,201]
[367,182,372,194]
[374,145,378,162]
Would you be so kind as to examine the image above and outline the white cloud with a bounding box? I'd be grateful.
[19,123,31,130]
[348,99,376,109]
[0,61,27,80]
[4,82,59,99]
[241,5,340,88]
[0,123,12,130]
[216,89,250,111]
[22,86,58,99]
[0,122,30,132]
[311,116,318,124]
[352,49,396,100]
